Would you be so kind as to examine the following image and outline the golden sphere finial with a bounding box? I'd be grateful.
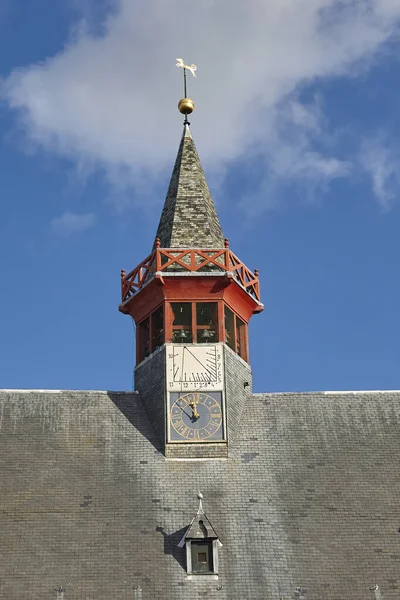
[178,97,195,115]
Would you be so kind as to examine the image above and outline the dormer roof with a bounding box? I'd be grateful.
[178,493,220,547]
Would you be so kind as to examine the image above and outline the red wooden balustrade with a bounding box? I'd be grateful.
[121,240,261,304]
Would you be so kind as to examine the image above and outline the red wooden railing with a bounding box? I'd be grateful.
[120,238,261,304]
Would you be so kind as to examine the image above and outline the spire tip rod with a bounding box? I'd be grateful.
[176,58,196,119]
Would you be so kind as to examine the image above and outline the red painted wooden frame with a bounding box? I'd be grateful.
[120,238,261,304]
[135,299,249,365]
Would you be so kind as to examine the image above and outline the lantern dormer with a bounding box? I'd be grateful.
[119,117,263,458]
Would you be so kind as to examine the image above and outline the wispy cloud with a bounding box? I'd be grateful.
[267,98,351,183]
[50,211,96,236]
[359,136,400,210]
[239,97,352,213]
[2,0,400,207]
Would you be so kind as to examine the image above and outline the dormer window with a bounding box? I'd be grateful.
[191,539,213,573]
[178,493,222,578]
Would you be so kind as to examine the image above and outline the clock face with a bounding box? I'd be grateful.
[166,343,223,391]
[169,392,224,442]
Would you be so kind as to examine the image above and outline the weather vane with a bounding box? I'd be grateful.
[176,58,197,122]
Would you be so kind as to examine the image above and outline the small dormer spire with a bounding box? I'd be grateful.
[197,491,204,513]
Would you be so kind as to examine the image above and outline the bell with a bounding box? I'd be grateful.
[176,330,188,342]
[200,329,213,342]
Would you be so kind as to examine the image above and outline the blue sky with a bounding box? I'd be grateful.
[0,0,400,392]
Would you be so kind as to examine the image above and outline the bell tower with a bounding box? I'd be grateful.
[119,66,263,458]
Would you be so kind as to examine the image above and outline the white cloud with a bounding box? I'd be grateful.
[238,97,352,213]
[359,137,400,210]
[268,99,351,180]
[2,0,400,207]
[50,211,96,236]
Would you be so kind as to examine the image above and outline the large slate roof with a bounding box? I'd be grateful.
[1,389,400,600]
[153,124,225,249]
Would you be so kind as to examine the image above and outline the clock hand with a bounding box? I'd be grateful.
[188,393,200,420]
[176,399,192,419]
[189,393,200,404]
[188,401,200,420]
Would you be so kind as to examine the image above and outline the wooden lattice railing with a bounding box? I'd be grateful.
[121,238,261,304]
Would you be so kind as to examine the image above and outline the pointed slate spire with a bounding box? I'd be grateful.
[153,124,224,249]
